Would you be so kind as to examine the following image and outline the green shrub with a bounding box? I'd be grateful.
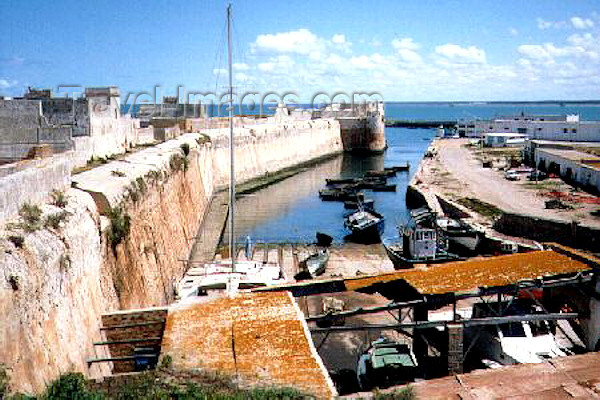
[7,235,24,248]
[107,207,130,249]
[50,190,68,208]
[44,211,70,230]
[180,142,191,157]
[373,385,416,400]
[169,153,188,172]
[8,275,20,290]
[43,372,99,400]
[19,202,42,232]
[0,363,9,398]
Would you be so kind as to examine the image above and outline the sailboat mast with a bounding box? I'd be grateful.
[227,3,236,270]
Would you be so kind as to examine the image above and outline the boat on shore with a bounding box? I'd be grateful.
[344,209,385,243]
[435,217,483,252]
[357,337,419,391]
[176,260,285,301]
[382,234,461,269]
[295,249,329,280]
[382,208,462,268]
[384,163,410,172]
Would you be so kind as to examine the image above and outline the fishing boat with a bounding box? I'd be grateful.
[343,198,374,210]
[326,177,357,185]
[435,217,483,252]
[295,249,329,280]
[319,188,363,202]
[357,337,419,391]
[370,183,396,192]
[365,169,396,178]
[382,208,461,268]
[344,209,385,243]
[384,163,410,172]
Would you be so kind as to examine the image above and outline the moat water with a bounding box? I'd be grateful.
[221,127,434,244]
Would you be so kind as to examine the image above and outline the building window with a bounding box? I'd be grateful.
[572,129,577,133]
[563,128,568,133]
[517,128,527,134]
[537,127,542,131]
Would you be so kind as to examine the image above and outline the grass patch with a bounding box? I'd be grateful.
[169,153,189,172]
[522,181,560,191]
[49,190,68,208]
[456,197,503,218]
[19,202,42,232]
[373,385,416,400]
[107,207,130,250]
[7,235,24,248]
[44,211,70,230]
[0,371,309,400]
[0,364,9,398]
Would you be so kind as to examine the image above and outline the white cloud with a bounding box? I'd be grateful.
[332,34,346,44]
[233,63,249,71]
[0,78,18,89]
[509,27,519,36]
[391,38,420,51]
[252,28,321,55]
[391,38,422,63]
[571,16,594,30]
[537,17,566,30]
[435,44,487,64]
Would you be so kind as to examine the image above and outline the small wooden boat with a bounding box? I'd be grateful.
[326,177,357,185]
[319,188,363,202]
[357,337,419,391]
[316,232,333,247]
[371,184,396,192]
[344,209,385,243]
[365,170,396,178]
[295,249,329,280]
[384,163,410,172]
[435,217,483,252]
[344,198,375,210]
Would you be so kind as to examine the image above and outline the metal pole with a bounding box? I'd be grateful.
[227,2,236,271]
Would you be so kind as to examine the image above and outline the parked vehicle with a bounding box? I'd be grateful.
[504,170,520,181]
[528,170,548,181]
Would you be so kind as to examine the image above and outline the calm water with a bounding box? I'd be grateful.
[222,127,434,244]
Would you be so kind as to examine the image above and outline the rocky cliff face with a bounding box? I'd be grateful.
[0,120,344,394]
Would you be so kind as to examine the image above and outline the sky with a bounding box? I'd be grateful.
[1,0,599,102]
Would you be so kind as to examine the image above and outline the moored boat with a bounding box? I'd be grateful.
[344,209,385,243]
[435,217,483,252]
[343,198,375,210]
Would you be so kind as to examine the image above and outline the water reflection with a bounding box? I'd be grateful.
[221,127,434,244]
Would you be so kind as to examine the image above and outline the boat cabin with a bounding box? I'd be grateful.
[403,227,437,259]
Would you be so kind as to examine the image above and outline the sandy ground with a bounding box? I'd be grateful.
[418,138,600,229]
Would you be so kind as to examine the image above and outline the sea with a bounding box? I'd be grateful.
[123,101,600,245]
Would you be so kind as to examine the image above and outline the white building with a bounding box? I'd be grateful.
[465,114,600,142]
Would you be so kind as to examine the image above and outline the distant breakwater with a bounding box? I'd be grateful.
[385,119,455,128]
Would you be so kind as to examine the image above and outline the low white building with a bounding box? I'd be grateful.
[466,114,600,142]
[483,132,528,147]
[534,147,600,193]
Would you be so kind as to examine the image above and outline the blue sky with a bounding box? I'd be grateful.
[1,0,599,101]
